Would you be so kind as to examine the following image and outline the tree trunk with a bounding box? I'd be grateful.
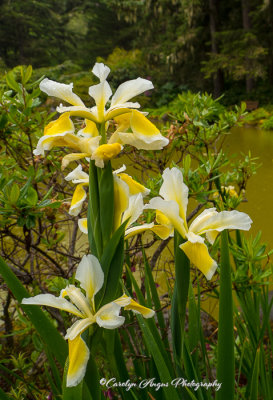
[209,0,224,98]
[268,0,273,84]
[241,0,254,92]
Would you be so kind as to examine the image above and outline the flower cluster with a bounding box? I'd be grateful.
[34,63,169,168]
[22,255,154,387]
[64,163,165,240]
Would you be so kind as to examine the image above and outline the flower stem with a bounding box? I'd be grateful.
[99,122,106,144]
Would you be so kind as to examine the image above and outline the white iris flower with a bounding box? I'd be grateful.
[22,254,154,387]
[34,63,169,168]
[145,167,252,280]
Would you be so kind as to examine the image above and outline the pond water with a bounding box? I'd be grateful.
[226,127,273,250]
[116,126,273,250]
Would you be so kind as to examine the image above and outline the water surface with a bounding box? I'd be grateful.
[226,127,273,250]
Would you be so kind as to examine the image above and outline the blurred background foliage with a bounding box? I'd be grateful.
[1,0,273,105]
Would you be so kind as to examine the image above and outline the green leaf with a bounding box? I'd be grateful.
[171,282,182,371]
[96,221,127,308]
[103,330,137,400]
[142,246,170,352]
[25,187,38,206]
[45,347,62,395]
[172,232,190,366]
[249,348,260,400]
[9,184,20,204]
[183,154,191,176]
[182,342,205,400]
[0,388,12,400]
[6,71,20,92]
[88,160,101,258]
[32,332,44,352]
[0,114,8,129]
[83,347,101,400]
[99,235,124,306]
[44,364,61,397]
[40,185,54,202]
[137,316,181,400]
[62,358,83,400]
[185,387,199,400]
[20,177,32,198]
[216,230,235,400]
[0,256,67,367]
[188,283,199,355]
[126,266,175,376]
[25,215,36,229]
[100,220,127,279]
[0,362,42,393]
[97,161,114,250]
[23,65,33,85]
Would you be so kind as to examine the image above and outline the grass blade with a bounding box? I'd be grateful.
[249,348,260,400]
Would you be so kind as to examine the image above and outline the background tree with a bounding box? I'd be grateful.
[1,0,273,103]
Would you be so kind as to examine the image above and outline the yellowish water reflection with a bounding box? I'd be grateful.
[227,127,273,250]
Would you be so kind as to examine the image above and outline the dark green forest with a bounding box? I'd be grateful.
[1,0,273,105]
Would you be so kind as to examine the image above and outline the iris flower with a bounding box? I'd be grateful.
[22,254,154,387]
[70,164,152,237]
[145,167,252,280]
[68,164,168,239]
[113,174,173,240]
[40,62,152,124]
[72,164,173,240]
[35,63,169,168]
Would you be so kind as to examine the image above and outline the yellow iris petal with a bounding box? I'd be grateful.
[151,224,173,240]
[78,218,88,234]
[91,143,123,168]
[114,112,131,132]
[124,298,155,318]
[159,167,189,228]
[113,176,129,231]
[179,241,217,280]
[44,113,74,136]
[67,335,90,387]
[61,153,90,170]
[124,223,154,240]
[69,184,87,216]
[38,132,84,159]
[118,173,150,196]
[78,119,99,137]
[206,230,219,245]
[156,210,170,226]
[114,294,155,318]
[130,110,160,137]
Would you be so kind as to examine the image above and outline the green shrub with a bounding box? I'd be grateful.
[243,107,270,125]
[261,114,273,130]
